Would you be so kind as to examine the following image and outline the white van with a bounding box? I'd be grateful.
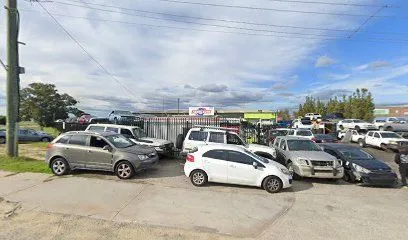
[85,124,174,157]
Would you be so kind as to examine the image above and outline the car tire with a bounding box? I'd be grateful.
[380,143,388,151]
[41,137,51,142]
[175,134,184,150]
[355,126,360,131]
[115,161,135,179]
[286,161,300,180]
[0,137,5,144]
[263,176,283,193]
[50,158,70,176]
[358,139,366,148]
[190,170,208,187]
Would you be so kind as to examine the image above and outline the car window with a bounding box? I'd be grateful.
[89,136,109,148]
[19,129,28,135]
[227,151,255,165]
[88,126,105,132]
[374,133,380,138]
[367,132,374,137]
[287,140,321,151]
[297,130,312,136]
[380,132,402,139]
[106,127,119,133]
[57,135,70,144]
[339,148,374,160]
[279,139,286,150]
[209,132,224,143]
[188,131,208,141]
[120,129,134,138]
[68,135,88,146]
[202,150,226,160]
[132,127,147,138]
[226,133,244,145]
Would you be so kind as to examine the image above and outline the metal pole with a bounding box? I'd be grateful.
[177,98,180,115]
[6,0,19,157]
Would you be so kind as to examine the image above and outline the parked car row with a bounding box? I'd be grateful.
[0,128,54,144]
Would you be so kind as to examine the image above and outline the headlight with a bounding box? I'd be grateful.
[335,159,342,167]
[389,141,397,145]
[352,163,371,174]
[138,154,149,160]
[296,158,309,165]
[280,168,291,175]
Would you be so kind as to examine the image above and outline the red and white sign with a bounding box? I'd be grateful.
[189,107,215,116]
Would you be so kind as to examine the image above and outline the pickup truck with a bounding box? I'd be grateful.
[363,131,408,151]
[338,130,365,146]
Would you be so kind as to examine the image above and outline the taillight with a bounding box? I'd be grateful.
[186,154,195,162]
[311,137,316,142]
[47,143,54,149]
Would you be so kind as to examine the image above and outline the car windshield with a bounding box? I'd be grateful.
[132,128,147,138]
[115,111,132,115]
[381,132,402,139]
[297,130,312,136]
[287,140,321,151]
[353,120,365,123]
[245,149,269,164]
[105,134,135,148]
[339,148,374,160]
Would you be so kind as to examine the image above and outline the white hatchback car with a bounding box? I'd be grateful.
[184,144,292,193]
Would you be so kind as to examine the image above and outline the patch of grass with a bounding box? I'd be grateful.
[0,155,51,174]
[22,142,49,148]
[0,121,61,137]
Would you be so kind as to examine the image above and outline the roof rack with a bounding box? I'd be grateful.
[194,125,238,131]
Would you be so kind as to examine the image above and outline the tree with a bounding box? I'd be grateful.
[278,109,291,121]
[20,83,78,128]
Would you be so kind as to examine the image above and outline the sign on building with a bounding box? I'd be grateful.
[189,107,215,116]
[374,109,390,116]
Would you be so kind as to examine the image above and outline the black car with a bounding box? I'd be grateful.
[321,143,397,186]
[314,134,338,143]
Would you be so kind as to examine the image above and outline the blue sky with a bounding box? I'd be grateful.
[0,0,407,116]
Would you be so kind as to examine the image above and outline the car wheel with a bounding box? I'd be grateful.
[339,125,344,130]
[175,134,184,150]
[41,137,50,142]
[190,170,208,187]
[50,158,70,176]
[358,139,366,148]
[263,176,283,193]
[286,161,300,180]
[0,137,5,144]
[355,126,360,131]
[115,161,135,179]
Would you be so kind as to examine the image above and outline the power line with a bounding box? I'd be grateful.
[23,9,408,44]
[149,0,404,18]
[263,0,394,8]
[47,2,408,42]
[56,0,358,33]
[348,6,386,38]
[35,1,139,100]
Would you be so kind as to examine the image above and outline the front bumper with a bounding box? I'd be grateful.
[294,165,344,179]
[154,144,175,156]
[136,155,159,170]
[353,171,398,186]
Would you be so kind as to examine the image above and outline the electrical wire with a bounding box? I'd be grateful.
[149,0,404,18]
[23,9,408,43]
[35,1,139,100]
[262,0,393,8]
[43,2,408,42]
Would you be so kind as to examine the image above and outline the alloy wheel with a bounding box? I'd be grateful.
[52,160,66,175]
[117,163,132,178]
[192,172,205,185]
[266,178,281,192]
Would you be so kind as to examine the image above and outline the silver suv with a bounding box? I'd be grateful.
[45,131,158,179]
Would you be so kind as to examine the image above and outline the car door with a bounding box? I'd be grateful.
[65,134,89,167]
[18,129,29,141]
[86,136,114,170]
[226,150,264,186]
[26,130,41,141]
[373,132,382,147]
[201,149,228,183]
[365,132,374,146]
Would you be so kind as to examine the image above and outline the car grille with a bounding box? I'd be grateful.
[311,160,333,167]
[161,143,174,150]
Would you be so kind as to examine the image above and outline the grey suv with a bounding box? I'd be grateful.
[45,131,158,179]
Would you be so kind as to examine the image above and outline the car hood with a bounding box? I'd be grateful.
[351,159,391,171]
[118,145,156,155]
[287,151,336,161]
[265,159,287,169]
[139,137,172,145]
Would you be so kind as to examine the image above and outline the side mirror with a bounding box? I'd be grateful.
[252,161,258,169]
[102,145,112,152]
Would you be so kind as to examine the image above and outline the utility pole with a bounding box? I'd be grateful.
[6,0,20,157]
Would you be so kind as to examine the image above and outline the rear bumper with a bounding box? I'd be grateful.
[294,165,344,179]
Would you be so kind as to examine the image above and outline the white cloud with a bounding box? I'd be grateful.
[355,61,390,71]
[315,55,336,68]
